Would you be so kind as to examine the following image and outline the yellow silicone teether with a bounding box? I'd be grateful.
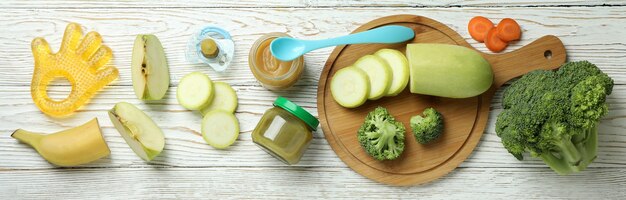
[31,23,118,117]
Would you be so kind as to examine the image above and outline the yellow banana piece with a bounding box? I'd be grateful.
[11,118,110,166]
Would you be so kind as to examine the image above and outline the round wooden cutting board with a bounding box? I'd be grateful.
[317,15,567,186]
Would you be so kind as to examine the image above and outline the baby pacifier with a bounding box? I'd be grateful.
[185,26,235,72]
[31,23,119,117]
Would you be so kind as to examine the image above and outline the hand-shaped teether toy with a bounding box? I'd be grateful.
[31,23,118,117]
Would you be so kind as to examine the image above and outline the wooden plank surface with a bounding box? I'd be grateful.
[0,0,625,8]
[0,3,625,199]
[1,168,625,199]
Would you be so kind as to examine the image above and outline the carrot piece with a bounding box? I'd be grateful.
[468,16,495,43]
[496,18,521,42]
[485,28,508,53]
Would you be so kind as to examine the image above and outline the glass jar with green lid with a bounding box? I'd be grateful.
[252,97,319,165]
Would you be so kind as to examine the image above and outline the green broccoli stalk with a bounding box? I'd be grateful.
[537,121,585,174]
[357,107,406,160]
[410,108,444,144]
[496,61,613,175]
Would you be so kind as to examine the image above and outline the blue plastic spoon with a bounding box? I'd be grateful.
[270,25,415,61]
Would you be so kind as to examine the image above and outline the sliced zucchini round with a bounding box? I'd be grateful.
[202,110,239,149]
[375,49,409,96]
[201,82,238,115]
[354,55,392,100]
[177,72,214,110]
[330,66,370,108]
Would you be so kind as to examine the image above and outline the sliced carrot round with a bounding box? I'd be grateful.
[485,28,508,53]
[468,16,495,43]
[496,18,521,42]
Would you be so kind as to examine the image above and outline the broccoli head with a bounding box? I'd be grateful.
[495,61,613,175]
[357,107,406,160]
[410,108,444,144]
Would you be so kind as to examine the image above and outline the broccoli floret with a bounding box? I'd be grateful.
[410,108,444,144]
[357,107,406,160]
[570,75,612,129]
[496,61,613,175]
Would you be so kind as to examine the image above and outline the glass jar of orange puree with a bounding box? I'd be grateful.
[249,33,304,90]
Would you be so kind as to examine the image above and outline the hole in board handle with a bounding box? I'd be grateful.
[544,50,552,59]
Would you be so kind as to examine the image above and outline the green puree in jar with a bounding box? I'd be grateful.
[252,97,319,165]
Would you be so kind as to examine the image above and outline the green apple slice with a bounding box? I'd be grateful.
[177,72,214,110]
[200,82,238,115]
[354,55,392,100]
[108,102,165,161]
[131,34,170,100]
[202,111,239,149]
[330,66,370,108]
[375,49,409,96]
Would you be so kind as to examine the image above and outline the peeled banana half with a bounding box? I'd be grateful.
[11,118,110,167]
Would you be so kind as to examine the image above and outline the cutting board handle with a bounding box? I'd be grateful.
[484,35,566,88]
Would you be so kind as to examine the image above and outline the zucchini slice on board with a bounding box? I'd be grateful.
[375,49,409,96]
[354,55,392,100]
[330,66,370,108]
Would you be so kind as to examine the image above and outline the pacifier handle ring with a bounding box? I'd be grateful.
[198,26,232,39]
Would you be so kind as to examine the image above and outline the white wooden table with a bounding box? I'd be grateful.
[1,1,625,199]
